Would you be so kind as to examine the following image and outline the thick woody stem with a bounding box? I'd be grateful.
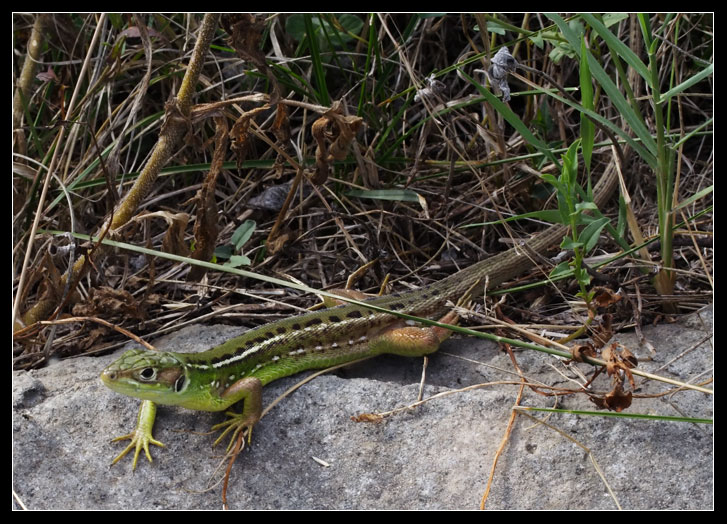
[18,14,221,328]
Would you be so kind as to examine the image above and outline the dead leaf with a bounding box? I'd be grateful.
[310,101,364,184]
[592,286,622,308]
[594,342,640,409]
[351,413,384,423]
[133,211,190,256]
[71,286,144,322]
[36,66,59,83]
[604,383,633,412]
[161,213,190,256]
[221,14,280,101]
[570,342,596,362]
[590,313,613,349]
[272,102,290,143]
[590,383,633,412]
[265,229,293,255]
[189,115,227,281]
[229,104,269,167]
[118,25,164,42]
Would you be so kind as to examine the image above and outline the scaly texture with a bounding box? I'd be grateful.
[100,158,619,468]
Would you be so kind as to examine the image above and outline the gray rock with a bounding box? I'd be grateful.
[13,307,712,509]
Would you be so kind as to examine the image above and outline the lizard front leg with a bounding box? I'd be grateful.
[109,400,165,470]
[211,377,263,450]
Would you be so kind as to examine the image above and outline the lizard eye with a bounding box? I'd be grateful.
[139,367,156,381]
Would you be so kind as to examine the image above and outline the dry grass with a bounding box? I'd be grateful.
[13,13,713,368]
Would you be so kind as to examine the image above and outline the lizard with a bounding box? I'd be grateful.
[101,159,618,469]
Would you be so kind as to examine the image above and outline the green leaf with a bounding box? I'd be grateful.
[333,14,364,41]
[521,209,564,224]
[582,13,651,84]
[523,73,656,170]
[214,244,233,260]
[460,208,565,228]
[602,13,629,27]
[547,18,585,63]
[661,63,713,102]
[578,216,610,252]
[575,267,591,286]
[561,237,583,250]
[285,14,307,42]
[549,261,573,279]
[286,14,363,48]
[672,185,713,212]
[231,219,256,251]
[546,14,657,164]
[637,13,653,49]
[486,21,507,35]
[304,14,330,105]
[562,139,581,187]
[539,173,563,192]
[346,188,421,202]
[529,34,544,49]
[579,37,595,175]
[575,201,598,213]
[225,254,252,268]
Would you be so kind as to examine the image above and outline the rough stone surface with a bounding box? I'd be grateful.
[13,306,712,509]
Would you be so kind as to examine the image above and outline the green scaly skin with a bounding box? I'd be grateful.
[101,163,619,469]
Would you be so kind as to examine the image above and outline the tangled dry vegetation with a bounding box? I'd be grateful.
[13,14,712,370]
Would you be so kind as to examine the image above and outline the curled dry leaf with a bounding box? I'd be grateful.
[134,211,190,256]
[570,342,596,362]
[590,382,633,412]
[161,97,191,137]
[272,102,290,143]
[592,286,623,308]
[229,105,270,167]
[37,251,64,303]
[265,229,293,255]
[161,213,190,256]
[118,25,164,43]
[590,312,613,349]
[189,115,228,281]
[36,66,59,83]
[310,101,364,184]
[222,14,280,101]
[589,342,639,412]
[602,342,638,379]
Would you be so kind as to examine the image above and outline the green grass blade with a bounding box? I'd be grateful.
[672,185,713,212]
[581,13,651,84]
[579,36,595,179]
[458,69,560,168]
[546,13,657,159]
[521,79,656,169]
[346,188,422,203]
[304,14,330,105]
[661,63,714,102]
[515,406,712,424]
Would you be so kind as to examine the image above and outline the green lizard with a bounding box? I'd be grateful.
[101,163,618,469]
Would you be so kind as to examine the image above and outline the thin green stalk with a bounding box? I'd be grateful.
[40,228,714,397]
[515,407,712,425]
[303,14,330,105]
[646,34,676,301]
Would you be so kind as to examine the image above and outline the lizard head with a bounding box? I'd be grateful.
[101,349,190,406]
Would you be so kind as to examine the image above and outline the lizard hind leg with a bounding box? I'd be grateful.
[369,309,459,358]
